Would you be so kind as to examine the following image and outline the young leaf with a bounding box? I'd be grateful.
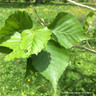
[1,27,52,61]
[0,32,26,61]
[0,11,33,39]
[5,47,27,61]
[0,32,21,49]
[20,27,52,56]
[48,12,88,48]
[86,11,95,24]
[31,41,69,92]
[84,11,96,31]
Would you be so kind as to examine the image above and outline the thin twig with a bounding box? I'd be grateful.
[86,23,91,34]
[84,23,93,49]
[30,13,44,26]
[30,0,96,54]
[30,0,46,27]
[83,40,92,50]
[75,45,96,53]
[86,41,92,49]
[67,0,96,11]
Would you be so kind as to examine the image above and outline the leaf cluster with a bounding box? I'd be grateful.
[0,10,89,94]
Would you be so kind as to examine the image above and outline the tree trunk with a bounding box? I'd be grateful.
[35,0,42,4]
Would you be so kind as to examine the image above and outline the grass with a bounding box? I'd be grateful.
[0,1,96,96]
[0,2,91,27]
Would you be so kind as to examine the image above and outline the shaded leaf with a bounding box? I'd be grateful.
[0,11,33,39]
[0,46,12,54]
[25,57,37,78]
[31,41,69,92]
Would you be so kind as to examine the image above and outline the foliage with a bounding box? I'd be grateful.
[1,45,96,96]
[0,2,96,96]
[0,11,32,39]
[59,47,96,96]
[0,10,89,96]
[48,12,88,48]
[84,11,96,31]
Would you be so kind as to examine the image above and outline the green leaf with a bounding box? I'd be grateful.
[0,32,26,61]
[48,12,88,48]
[31,41,69,92]
[0,11,33,39]
[0,32,21,49]
[25,57,37,78]
[0,46,12,54]
[86,11,95,24]
[5,47,27,61]
[2,27,52,61]
[20,27,52,56]
[84,11,95,31]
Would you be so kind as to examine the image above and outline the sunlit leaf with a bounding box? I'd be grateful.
[5,47,27,61]
[2,27,52,61]
[48,12,88,48]
[0,32,21,49]
[20,27,52,56]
